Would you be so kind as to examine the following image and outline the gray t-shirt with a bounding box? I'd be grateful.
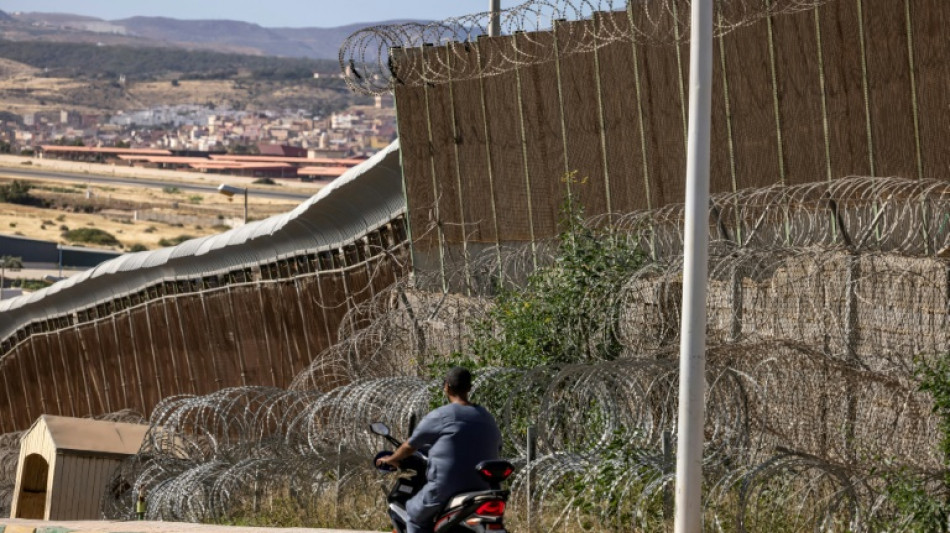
[407,403,502,502]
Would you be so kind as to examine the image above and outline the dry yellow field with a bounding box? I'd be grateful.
[0,74,350,116]
[127,79,238,106]
[0,174,312,252]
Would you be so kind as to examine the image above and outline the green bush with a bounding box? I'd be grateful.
[62,227,120,246]
[872,355,950,530]
[129,243,149,253]
[466,179,647,369]
[13,278,52,291]
[158,235,195,247]
[0,180,41,206]
[0,256,23,270]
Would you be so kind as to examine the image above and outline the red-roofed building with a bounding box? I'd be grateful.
[257,144,307,158]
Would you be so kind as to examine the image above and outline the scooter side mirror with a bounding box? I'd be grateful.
[370,422,391,436]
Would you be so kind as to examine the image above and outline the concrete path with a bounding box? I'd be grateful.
[0,519,384,533]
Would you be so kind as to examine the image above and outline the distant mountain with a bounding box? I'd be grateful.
[0,10,12,23]
[3,12,426,60]
[115,17,313,57]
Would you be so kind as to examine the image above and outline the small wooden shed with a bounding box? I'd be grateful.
[10,415,148,520]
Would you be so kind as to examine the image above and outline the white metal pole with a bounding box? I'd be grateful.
[489,0,502,37]
[674,0,713,531]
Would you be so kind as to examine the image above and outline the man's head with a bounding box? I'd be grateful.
[443,366,473,399]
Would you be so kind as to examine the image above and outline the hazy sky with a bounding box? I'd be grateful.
[1,1,527,28]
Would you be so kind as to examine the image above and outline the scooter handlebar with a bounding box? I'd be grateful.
[373,451,398,472]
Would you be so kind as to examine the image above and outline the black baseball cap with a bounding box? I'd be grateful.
[444,366,473,394]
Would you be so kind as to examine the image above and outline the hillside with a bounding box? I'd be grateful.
[2,12,425,60]
[116,17,317,58]
[0,75,366,117]
[0,40,339,80]
[0,57,35,78]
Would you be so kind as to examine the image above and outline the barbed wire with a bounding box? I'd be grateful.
[603,176,950,260]
[4,176,948,529]
[93,177,942,530]
[340,0,831,94]
[98,340,937,529]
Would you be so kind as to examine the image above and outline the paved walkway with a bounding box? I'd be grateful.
[0,519,383,533]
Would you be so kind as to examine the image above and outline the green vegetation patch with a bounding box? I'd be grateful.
[62,227,120,247]
[0,39,338,80]
[0,180,42,206]
[158,235,195,247]
[464,183,647,370]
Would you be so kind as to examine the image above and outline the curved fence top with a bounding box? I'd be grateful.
[0,140,405,343]
[339,0,830,95]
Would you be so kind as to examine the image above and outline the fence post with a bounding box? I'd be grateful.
[526,425,537,532]
[663,430,673,521]
[335,442,344,524]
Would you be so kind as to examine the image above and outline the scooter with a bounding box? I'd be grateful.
[370,421,514,533]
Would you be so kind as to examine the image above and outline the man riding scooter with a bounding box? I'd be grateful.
[376,367,503,533]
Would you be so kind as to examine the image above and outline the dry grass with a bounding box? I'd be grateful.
[0,75,351,116]
[127,80,239,106]
[0,176,306,252]
[0,58,37,79]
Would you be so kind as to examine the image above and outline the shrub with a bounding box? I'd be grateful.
[13,278,52,291]
[158,235,195,247]
[188,195,203,204]
[0,256,23,270]
[62,227,120,246]
[253,177,276,185]
[129,243,148,253]
[466,180,647,369]
[162,186,181,195]
[0,180,40,206]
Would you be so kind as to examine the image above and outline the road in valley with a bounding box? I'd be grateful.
[0,166,316,201]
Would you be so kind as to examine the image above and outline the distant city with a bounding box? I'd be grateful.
[2,94,397,176]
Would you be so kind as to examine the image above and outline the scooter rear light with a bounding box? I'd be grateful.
[475,500,506,516]
[435,511,457,530]
[479,467,514,480]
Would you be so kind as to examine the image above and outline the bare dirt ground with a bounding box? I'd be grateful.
[0,157,325,253]
[0,58,37,79]
[0,518,382,533]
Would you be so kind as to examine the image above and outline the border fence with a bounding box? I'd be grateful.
[0,142,407,432]
[345,0,950,292]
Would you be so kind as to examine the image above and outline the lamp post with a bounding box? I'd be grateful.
[489,0,502,37]
[674,0,713,531]
[217,183,248,225]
